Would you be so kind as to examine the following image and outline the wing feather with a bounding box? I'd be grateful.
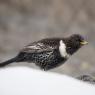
[22,42,56,53]
[21,38,61,53]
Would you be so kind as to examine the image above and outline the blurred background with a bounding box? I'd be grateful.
[0,0,95,78]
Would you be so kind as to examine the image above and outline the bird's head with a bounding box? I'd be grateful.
[65,34,88,55]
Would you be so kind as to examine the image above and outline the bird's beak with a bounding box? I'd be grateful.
[80,41,88,45]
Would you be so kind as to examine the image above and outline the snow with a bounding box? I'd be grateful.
[0,67,95,95]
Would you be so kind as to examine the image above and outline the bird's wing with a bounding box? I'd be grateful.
[21,40,58,53]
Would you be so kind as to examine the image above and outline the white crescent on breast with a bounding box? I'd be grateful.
[59,40,70,58]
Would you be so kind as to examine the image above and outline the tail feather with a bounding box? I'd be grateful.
[0,57,17,67]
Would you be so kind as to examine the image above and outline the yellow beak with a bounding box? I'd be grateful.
[80,41,88,45]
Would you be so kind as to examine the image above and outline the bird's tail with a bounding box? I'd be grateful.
[0,57,18,67]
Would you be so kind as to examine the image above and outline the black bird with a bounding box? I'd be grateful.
[0,34,88,70]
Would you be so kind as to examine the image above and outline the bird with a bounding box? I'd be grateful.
[0,34,88,70]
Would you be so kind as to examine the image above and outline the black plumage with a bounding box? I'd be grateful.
[0,34,88,70]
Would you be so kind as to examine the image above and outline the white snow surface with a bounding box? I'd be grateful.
[0,67,95,95]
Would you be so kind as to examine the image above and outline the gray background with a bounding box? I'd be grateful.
[0,0,95,77]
